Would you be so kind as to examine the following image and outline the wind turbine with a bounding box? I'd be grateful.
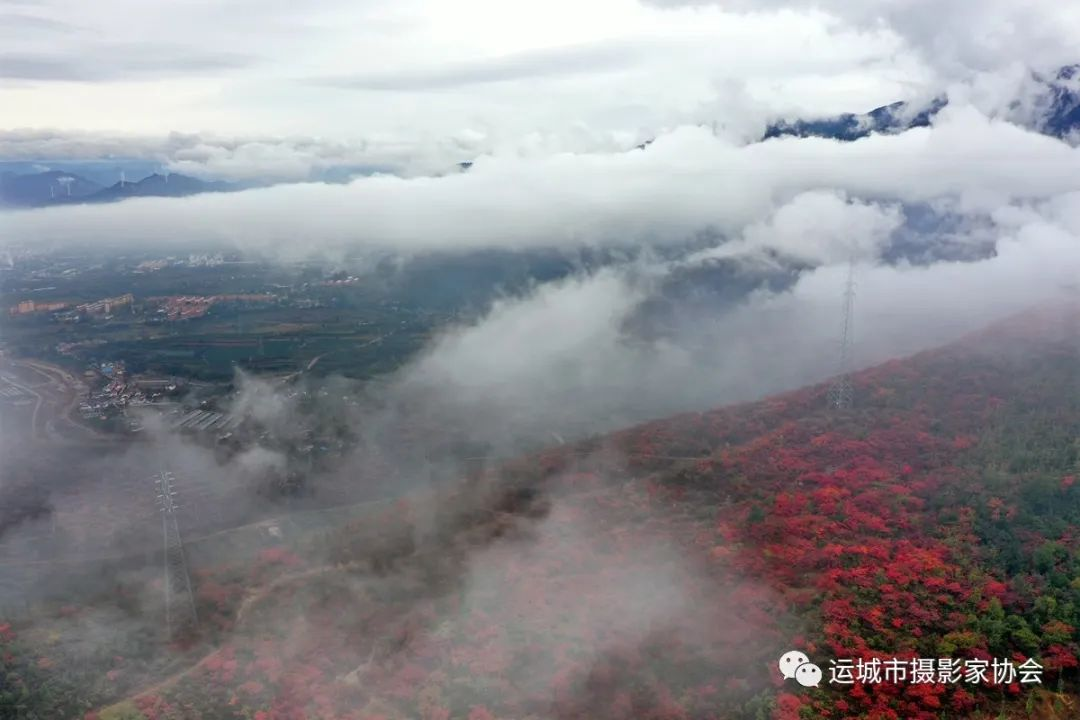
[57,176,74,196]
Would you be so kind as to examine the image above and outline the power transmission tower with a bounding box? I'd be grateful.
[827,259,856,410]
[155,470,198,639]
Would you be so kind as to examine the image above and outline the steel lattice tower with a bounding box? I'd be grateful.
[155,470,198,638]
[827,259,856,410]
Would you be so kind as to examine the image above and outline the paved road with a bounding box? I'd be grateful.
[0,359,107,445]
[0,367,47,441]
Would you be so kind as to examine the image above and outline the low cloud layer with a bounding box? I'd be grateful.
[377,207,1079,450]
[4,108,1080,258]
[690,190,903,265]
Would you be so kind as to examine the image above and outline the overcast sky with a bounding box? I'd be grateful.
[1,0,915,136]
[2,0,1076,177]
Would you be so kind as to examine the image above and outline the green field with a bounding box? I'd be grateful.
[2,269,450,380]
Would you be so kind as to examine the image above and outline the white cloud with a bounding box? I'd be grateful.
[691,190,903,266]
[651,0,1080,80]
[2,0,1077,171]
[5,109,1080,258]
[0,0,922,146]
[373,199,1080,449]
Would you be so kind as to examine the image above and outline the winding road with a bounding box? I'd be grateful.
[99,563,355,713]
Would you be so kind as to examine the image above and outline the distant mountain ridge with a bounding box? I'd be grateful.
[764,97,948,142]
[0,170,103,206]
[764,63,1080,142]
[0,170,237,209]
[87,173,233,203]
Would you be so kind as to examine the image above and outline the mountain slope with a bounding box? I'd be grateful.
[764,64,1080,143]
[8,306,1080,720]
[80,173,233,203]
[764,97,948,142]
[596,304,1080,719]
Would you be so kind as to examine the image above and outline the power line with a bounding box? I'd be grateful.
[155,470,198,639]
[827,258,856,411]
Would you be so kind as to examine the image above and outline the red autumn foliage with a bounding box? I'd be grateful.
[11,307,1080,720]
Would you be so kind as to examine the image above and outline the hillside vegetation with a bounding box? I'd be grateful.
[5,305,1080,720]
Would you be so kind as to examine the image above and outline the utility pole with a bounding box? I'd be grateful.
[827,258,856,411]
[155,470,198,639]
